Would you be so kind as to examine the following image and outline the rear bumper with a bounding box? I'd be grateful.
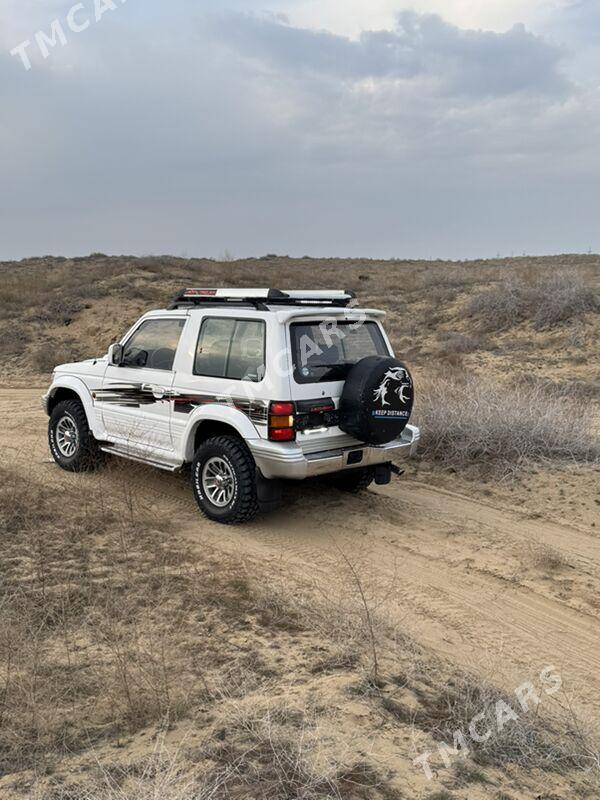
[250,424,420,480]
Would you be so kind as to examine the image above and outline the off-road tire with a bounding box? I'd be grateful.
[48,399,105,472]
[330,467,375,494]
[191,435,259,524]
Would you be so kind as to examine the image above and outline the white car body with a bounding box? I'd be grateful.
[43,289,420,481]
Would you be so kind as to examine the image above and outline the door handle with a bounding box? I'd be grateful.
[142,383,168,400]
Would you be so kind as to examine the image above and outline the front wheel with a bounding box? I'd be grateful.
[191,436,259,525]
[49,399,105,472]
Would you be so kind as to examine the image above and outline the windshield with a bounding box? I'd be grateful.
[290,320,390,384]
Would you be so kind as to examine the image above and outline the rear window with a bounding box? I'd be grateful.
[290,321,389,384]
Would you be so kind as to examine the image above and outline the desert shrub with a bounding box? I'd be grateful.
[203,698,385,800]
[468,270,598,331]
[251,559,403,676]
[0,467,176,770]
[417,670,597,774]
[378,657,599,784]
[438,333,486,356]
[515,372,600,401]
[31,297,84,326]
[0,468,51,535]
[526,541,569,572]
[32,341,82,373]
[0,323,30,358]
[533,271,599,328]
[42,709,389,800]
[416,373,599,473]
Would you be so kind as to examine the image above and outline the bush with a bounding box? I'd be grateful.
[32,342,81,373]
[468,270,598,331]
[416,373,599,473]
[438,333,486,356]
[415,669,597,774]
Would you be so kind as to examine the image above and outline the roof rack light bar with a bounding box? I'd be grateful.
[169,288,356,310]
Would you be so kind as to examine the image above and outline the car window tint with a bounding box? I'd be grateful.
[194,318,236,378]
[122,318,185,371]
[340,323,385,362]
[290,321,388,383]
[228,320,266,382]
[194,318,265,382]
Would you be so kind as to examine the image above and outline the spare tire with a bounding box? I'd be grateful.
[339,356,414,445]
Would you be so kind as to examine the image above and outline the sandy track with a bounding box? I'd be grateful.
[4,386,599,709]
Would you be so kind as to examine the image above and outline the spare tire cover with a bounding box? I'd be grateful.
[338,356,414,445]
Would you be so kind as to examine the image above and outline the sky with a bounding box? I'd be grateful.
[1,0,600,261]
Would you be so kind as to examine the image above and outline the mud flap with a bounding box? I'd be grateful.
[256,469,283,513]
[374,463,392,485]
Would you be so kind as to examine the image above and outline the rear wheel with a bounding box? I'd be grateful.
[191,435,259,524]
[48,399,105,472]
[330,467,375,494]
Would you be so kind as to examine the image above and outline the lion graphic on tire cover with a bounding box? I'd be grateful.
[373,366,411,407]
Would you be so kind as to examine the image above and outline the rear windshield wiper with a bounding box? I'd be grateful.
[302,361,354,370]
[298,362,355,381]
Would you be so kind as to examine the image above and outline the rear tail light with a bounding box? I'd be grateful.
[270,402,295,415]
[269,401,295,442]
[269,427,296,442]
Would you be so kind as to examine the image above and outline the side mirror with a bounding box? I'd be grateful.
[108,343,124,366]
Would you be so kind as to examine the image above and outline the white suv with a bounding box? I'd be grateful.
[44,288,420,524]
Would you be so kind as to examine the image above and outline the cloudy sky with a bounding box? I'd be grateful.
[1,0,599,260]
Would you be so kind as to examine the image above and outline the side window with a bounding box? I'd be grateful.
[194,318,236,378]
[194,318,265,382]
[228,320,266,381]
[122,318,186,371]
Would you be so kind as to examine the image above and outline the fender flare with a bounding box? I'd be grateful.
[45,376,106,440]
[181,405,261,462]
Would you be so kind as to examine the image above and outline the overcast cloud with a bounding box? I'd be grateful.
[0,0,599,260]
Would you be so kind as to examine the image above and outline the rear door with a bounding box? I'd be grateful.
[287,318,391,453]
[99,316,187,455]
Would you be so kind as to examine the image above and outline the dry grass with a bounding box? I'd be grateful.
[416,372,600,474]
[527,542,570,573]
[202,697,387,800]
[0,468,180,771]
[2,461,598,797]
[38,703,389,800]
[32,342,82,373]
[0,463,405,799]
[468,270,598,331]
[255,563,600,789]
[437,333,487,356]
[1,253,598,380]
[375,659,600,786]
[251,553,407,679]
[0,464,300,776]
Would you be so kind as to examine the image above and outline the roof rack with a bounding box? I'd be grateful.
[169,288,356,311]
